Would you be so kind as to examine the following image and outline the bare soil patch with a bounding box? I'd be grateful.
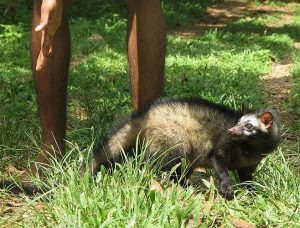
[171,0,297,37]
[260,60,297,142]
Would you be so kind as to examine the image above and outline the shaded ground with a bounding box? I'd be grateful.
[170,0,297,37]
[261,58,297,142]
[200,0,295,28]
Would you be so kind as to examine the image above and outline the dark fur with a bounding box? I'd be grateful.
[0,178,44,195]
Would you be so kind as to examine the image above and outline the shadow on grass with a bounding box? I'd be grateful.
[167,30,293,60]
[226,22,300,42]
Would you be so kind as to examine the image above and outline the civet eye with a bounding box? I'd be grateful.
[245,123,253,129]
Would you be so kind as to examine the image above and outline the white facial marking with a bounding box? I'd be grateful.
[239,114,269,135]
[240,115,260,128]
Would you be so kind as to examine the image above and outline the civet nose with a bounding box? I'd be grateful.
[228,128,235,135]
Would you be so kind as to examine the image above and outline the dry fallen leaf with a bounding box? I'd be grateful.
[233,219,256,228]
[184,215,202,227]
[150,180,163,193]
[35,202,45,211]
[5,165,26,176]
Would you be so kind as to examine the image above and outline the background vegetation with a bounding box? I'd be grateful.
[0,0,299,227]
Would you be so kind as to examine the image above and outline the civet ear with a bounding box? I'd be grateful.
[259,111,273,129]
[241,103,250,114]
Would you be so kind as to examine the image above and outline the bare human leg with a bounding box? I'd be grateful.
[31,0,70,169]
[127,0,166,112]
[31,0,165,169]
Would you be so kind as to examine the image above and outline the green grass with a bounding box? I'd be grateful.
[1,0,299,227]
[1,143,299,227]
